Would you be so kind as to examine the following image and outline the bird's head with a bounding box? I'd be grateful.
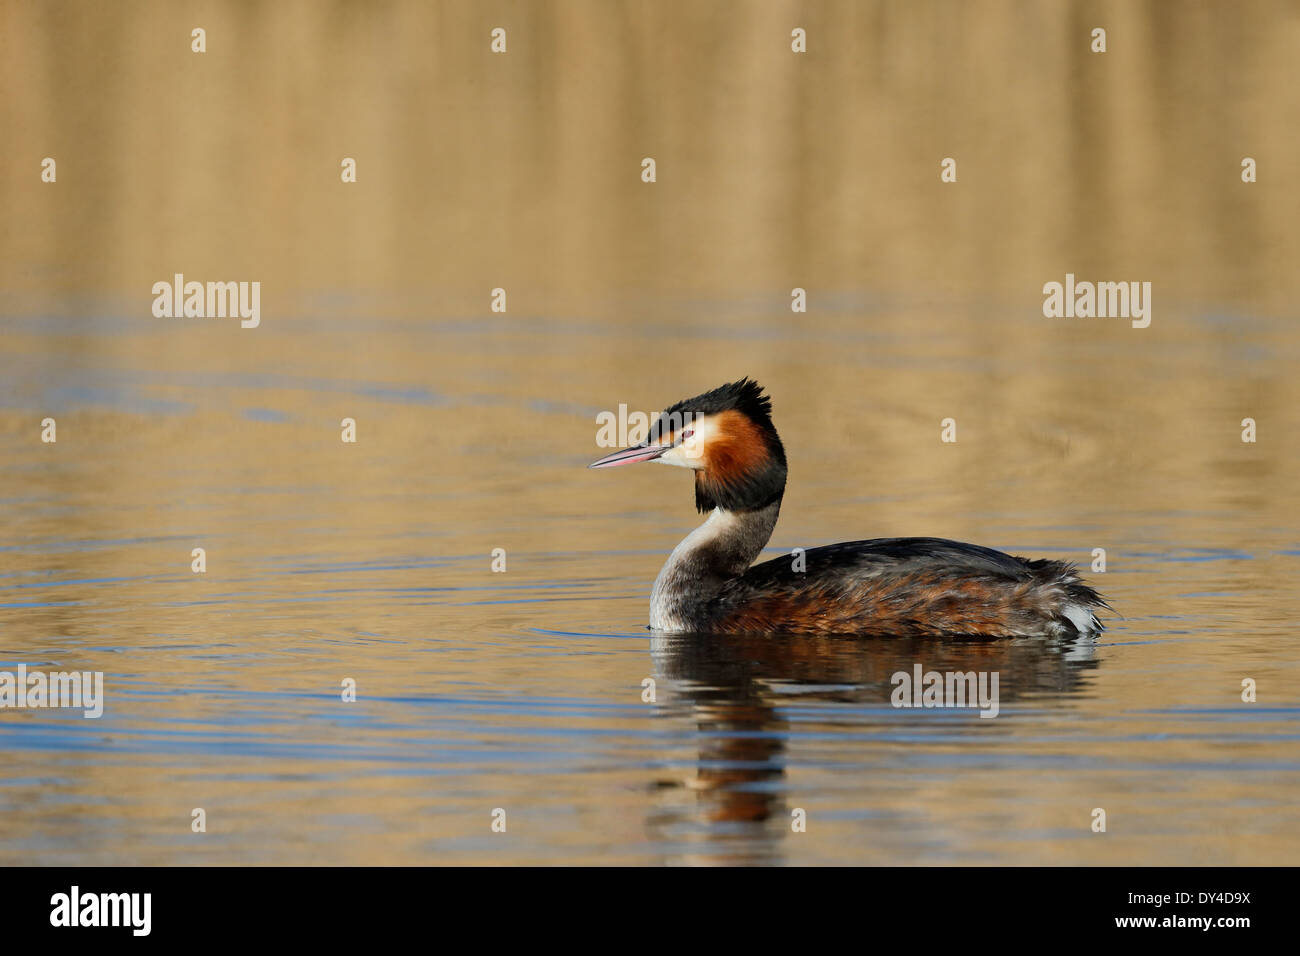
[589,378,787,512]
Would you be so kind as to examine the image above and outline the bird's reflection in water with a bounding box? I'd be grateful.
[646,631,1102,864]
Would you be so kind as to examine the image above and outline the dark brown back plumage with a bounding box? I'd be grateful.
[709,537,1107,638]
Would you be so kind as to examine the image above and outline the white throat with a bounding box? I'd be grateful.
[649,502,781,631]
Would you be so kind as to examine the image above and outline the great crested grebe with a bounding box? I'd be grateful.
[589,379,1108,638]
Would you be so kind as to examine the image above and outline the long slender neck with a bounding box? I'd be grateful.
[650,499,782,631]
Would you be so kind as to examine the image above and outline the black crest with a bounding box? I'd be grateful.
[649,378,778,449]
[655,377,775,433]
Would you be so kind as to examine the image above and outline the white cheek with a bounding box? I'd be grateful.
[656,443,706,470]
[652,415,717,470]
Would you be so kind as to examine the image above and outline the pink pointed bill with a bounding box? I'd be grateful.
[588,443,670,469]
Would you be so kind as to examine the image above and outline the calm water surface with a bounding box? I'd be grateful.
[2,301,1297,866]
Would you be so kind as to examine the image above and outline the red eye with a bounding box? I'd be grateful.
[681,429,694,440]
